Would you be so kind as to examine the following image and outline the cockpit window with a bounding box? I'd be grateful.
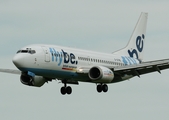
[17,48,36,54]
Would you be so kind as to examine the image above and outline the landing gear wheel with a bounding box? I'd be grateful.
[102,84,108,92]
[96,84,108,93]
[97,84,102,93]
[60,86,72,95]
[60,80,73,95]
[66,86,72,95]
[61,87,66,95]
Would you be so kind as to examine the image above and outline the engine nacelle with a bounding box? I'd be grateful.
[88,66,114,83]
[20,73,46,87]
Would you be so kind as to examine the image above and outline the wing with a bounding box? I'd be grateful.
[113,59,169,77]
[76,59,169,83]
[0,68,21,75]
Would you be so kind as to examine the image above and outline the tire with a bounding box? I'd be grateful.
[61,87,66,95]
[66,86,72,95]
[102,84,108,92]
[97,84,102,93]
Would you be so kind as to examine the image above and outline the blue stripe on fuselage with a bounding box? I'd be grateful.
[18,67,78,79]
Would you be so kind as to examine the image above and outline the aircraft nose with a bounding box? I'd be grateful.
[12,54,25,67]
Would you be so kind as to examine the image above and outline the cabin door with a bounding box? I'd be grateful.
[42,47,50,62]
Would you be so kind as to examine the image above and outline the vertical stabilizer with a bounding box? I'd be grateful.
[113,12,148,62]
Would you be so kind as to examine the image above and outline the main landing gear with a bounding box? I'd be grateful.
[60,81,72,95]
[96,84,108,93]
[59,81,108,95]
[60,86,72,95]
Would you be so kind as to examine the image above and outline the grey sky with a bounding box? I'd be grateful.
[0,1,169,120]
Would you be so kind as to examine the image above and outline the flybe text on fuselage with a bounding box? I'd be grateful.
[49,48,78,66]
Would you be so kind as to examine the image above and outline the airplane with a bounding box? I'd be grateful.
[1,12,169,95]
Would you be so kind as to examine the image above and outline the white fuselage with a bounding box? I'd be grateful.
[13,44,140,83]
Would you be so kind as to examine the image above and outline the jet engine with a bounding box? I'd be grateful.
[88,66,114,83]
[20,73,47,87]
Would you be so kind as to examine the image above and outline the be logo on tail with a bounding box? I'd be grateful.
[128,34,145,59]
